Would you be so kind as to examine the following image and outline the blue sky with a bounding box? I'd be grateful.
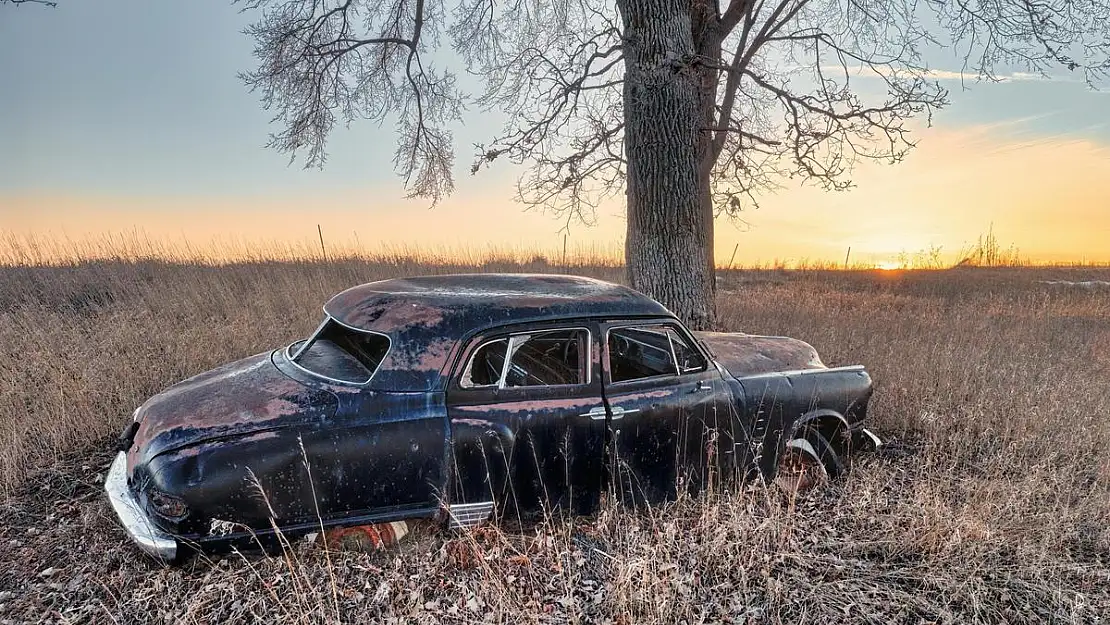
[2,1,396,195]
[2,1,1109,264]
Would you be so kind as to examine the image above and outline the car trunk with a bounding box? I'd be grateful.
[693,331,826,378]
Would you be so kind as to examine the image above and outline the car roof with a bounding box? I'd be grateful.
[323,274,673,390]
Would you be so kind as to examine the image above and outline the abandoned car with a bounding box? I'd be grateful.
[106,274,880,560]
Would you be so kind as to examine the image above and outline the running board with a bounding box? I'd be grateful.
[447,501,494,530]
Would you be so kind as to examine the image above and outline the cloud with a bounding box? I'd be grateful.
[818,65,1060,84]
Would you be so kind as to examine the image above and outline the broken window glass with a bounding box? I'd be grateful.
[460,329,587,388]
[460,338,509,388]
[289,318,391,384]
[504,330,585,387]
[607,325,705,382]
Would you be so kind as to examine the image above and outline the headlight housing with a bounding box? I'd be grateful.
[146,488,188,519]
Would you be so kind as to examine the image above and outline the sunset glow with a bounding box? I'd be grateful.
[6,119,1109,267]
[3,4,1109,267]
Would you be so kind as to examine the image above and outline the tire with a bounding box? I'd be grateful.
[774,427,843,493]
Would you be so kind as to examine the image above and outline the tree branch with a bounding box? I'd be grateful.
[236,0,1109,218]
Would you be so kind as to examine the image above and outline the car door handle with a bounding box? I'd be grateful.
[580,406,607,420]
[691,381,712,393]
[610,406,640,419]
[579,406,640,420]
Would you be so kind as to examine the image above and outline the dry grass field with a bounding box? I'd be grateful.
[1,247,1109,624]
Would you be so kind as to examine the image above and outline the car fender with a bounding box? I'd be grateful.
[792,408,851,442]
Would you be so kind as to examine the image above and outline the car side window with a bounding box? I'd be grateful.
[459,338,509,388]
[608,324,706,383]
[459,329,588,389]
[504,329,585,387]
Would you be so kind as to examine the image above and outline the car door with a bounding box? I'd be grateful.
[445,321,607,520]
[326,387,448,516]
[601,320,732,504]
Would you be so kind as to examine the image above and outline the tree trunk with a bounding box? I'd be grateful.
[619,0,717,330]
[693,10,722,318]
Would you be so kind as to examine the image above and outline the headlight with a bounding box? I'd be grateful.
[147,489,188,519]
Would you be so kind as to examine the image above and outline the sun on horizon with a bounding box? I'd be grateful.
[873,260,904,271]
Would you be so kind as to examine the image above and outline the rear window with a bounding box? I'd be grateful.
[288,318,390,384]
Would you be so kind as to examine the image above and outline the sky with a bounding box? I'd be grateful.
[2,1,1109,266]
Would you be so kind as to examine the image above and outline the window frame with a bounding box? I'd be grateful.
[456,326,593,390]
[284,315,392,387]
[604,320,709,386]
[457,337,511,389]
[666,327,709,374]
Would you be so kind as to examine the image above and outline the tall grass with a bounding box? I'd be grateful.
[0,231,627,268]
[955,225,1027,268]
[1,238,1108,623]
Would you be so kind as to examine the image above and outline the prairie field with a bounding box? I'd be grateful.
[1,247,1109,624]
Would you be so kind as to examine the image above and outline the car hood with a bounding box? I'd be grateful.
[127,351,339,473]
[693,331,826,378]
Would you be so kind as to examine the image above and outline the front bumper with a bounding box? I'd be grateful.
[104,451,178,561]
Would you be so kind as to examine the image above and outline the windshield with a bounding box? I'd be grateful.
[287,317,390,384]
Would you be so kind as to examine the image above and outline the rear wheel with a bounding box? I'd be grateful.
[774,428,842,493]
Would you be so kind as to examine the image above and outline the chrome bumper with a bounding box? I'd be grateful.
[104,451,178,561]
[855,427,883,451]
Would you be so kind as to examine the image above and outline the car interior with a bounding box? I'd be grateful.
[461,330,584,387]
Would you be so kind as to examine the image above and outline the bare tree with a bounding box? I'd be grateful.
[238,0,1109,328]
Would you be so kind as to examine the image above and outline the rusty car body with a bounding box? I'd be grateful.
[106,274,879,561]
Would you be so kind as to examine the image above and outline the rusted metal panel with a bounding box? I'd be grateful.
[318,520,411,551]
[128,351,339,475]
[694,331,826,377]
